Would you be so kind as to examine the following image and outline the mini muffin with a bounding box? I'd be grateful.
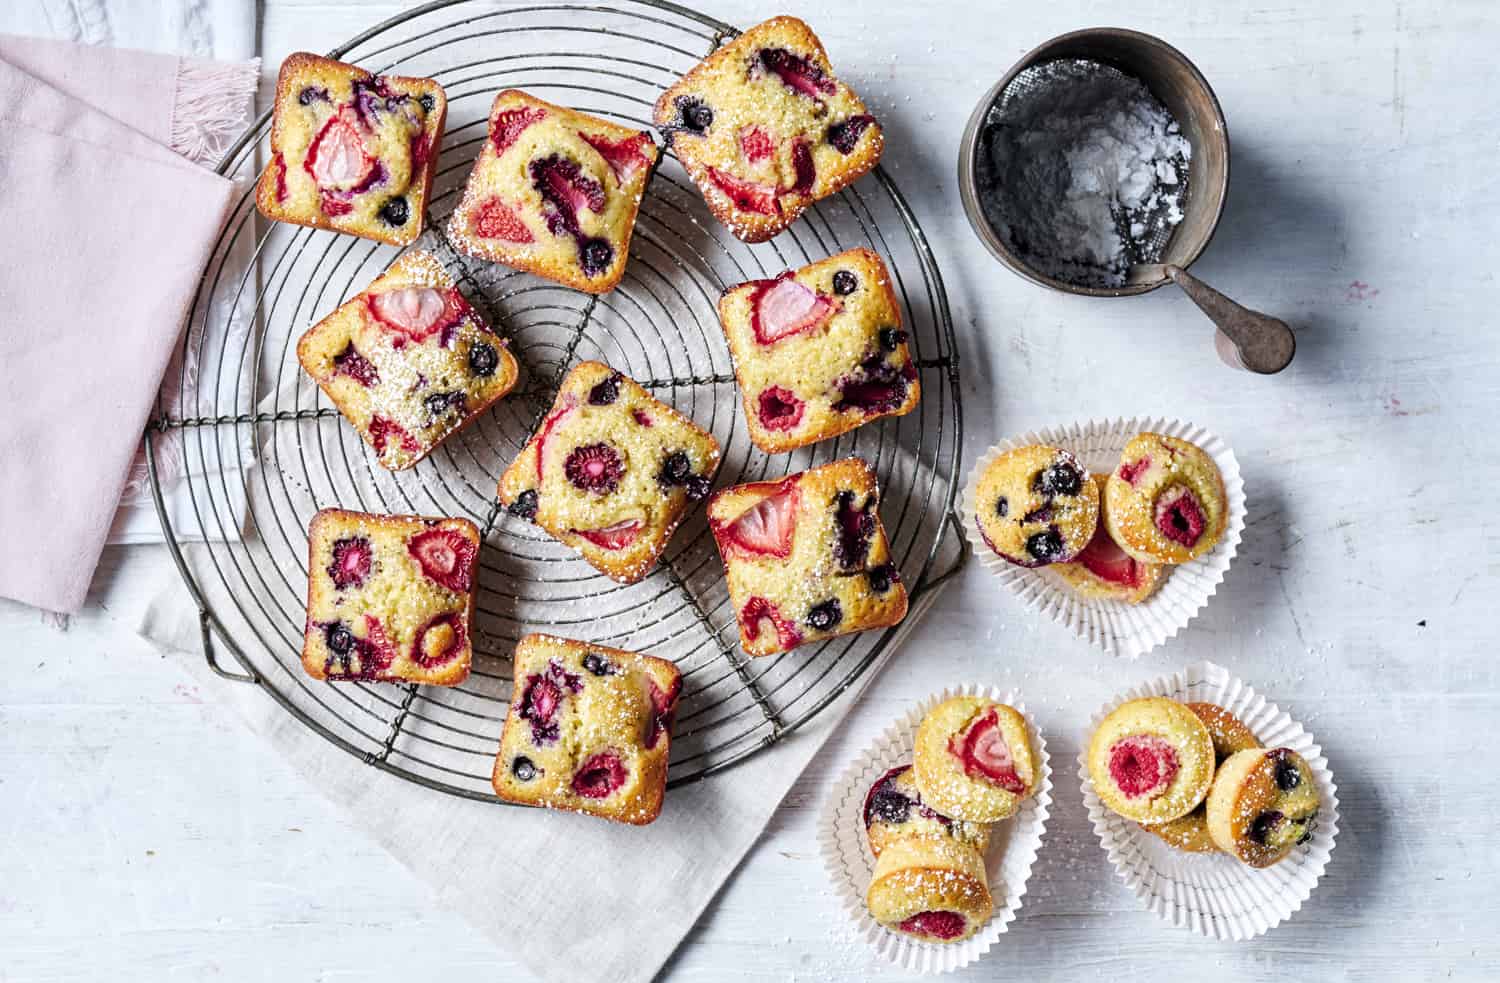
[1104,433,1228,564]
[1087,696,1215,824]
[1051,475,1167,604]
[863,764,990,859]
[973,445,1098,567]
[913,697,1038,823]
[865,836,993,944]
[1206,747,1322,868]
[1140,702,1261,853]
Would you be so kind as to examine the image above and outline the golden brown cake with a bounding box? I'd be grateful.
[1140,702,1261,853]
[492,634,681,825]
[446,90,659,293]
[1206,747,1322,867]
[1104,432,1228,564]
[717,248,918,453]
[496,361,721,583]
[865,836,993,944]
[296,250,520,471]
[301,508,479,686]
[863,764,991,859]
[1051,474,1167,603]
[1086,696,1215,824]
[912,697,1038,823]
[256,52,446,245]
[973,445,1099,567]
[653,16,882,242]
[706,457,908,657]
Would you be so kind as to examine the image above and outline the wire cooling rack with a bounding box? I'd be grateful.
[147,0,966,800]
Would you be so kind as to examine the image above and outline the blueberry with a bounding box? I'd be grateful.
[995,496,1009,517]
[507,489,538,521]
[659,451,691,486]
[1025,528,1064,562]
[683,476,712,502]
[673,95,713,134]
[579,238,614,277]
[378,196,410,227]
[869,787,910,824]
[297,86,328,106]
[806,599,842,631]
[878,327,908,352]
[324,623,355,654]
[424,391,463,417]
[581,652,614,676]
[832,269,858,295]
[867,563,899,594]
[468,342,499,377]
[1249,810,1284,844]
[418,93,435,113]
[1034,461,1082,497]
[588,374,620,405]
[1274,760,1301,791]
[511,756,537,782]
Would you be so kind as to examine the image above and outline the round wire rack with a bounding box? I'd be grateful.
[148,0,966,801]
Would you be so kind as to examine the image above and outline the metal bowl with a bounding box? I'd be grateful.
[957,27,1230,297]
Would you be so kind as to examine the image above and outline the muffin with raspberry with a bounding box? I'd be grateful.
[912,697,1039,823]
[447,90,659,293]
[865,837,993,944]
[863,764,991,859]
[1104,432,1228,564]
[1087,696,1216,824]
[973,445,1099,567]
[1050,474,1167,604]
[256,52,446,245]
[1206,747,1322,868]
[717,248,918,453]
[496,361,720,584]
[1140,702,1261,853]
[654,16,882,242]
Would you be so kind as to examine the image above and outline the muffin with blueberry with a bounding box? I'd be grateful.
[1087,696,1216,825]
[863,764,990,859]
[973,445,1099,567]
[1104,432,1228,564]
[1139,702,1260,853]
[1206,747,1322,867]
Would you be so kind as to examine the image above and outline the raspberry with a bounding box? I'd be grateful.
[564,443,624,494]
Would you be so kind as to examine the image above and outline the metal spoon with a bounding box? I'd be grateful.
[1133,264,1296,374]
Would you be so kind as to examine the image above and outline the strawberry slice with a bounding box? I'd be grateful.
[947,708,1025,793]
[758,48,836,101]
[579,130,651,183]
[473,196,535,242]
[644,675,681,749]
[1075,525,1141,587]
[319,191,354,216]
[367,415,421,456]
[271,152,288,203]
[533,395,579,481]
[410,611,467,668]
[738,125,775,163]
[1118,456,1151,485]
[707,167,780,216]
[367,286,457,344]
[750,273,838,345]
[739,596,803,650]
[358,615,399,677]
[305,108,373,189]
[407,528,477,592]
[492,105,548,155]
[573,519,643,551]
[719,478,799,558]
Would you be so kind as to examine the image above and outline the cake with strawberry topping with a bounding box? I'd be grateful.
[1050,474,1166,604]
[496,361,721,583]
[864,764,990,859]
[717,248,918,452]
[865,836,993,944]
[972,444,1099,567]
[491,633,681,824]
[707,457,908,657]
[297,250,520,470]
[301,508,479,685]
[912,697,1039,824]
[256,52,446,246]
[1140,702,1260,853]
[1104,432,1228,565]
[1086,696,1216,825]
[447,90,660,293]
[653,16,883,242]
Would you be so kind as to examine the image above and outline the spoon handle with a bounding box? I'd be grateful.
[1162,264,1295,374]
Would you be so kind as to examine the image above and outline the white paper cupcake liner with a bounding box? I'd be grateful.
[1077,661,1339,940]
[818,685,1052,973]
[961,416,1246,659]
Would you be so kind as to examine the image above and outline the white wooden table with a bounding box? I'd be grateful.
[4,1,1498,980]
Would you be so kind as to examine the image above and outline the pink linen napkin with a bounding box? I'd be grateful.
[0,36,251,613]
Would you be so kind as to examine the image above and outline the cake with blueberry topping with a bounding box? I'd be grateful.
[1104,432,1228,564]
[865,836,993,944]
[1086,696,1216,825]
[653,16,883,242]
[912,697,1039,824]
[447,90,660,293]
[864,764,990,859]
[973,445,1099,567]
[256,52,446,245]
[496,361,721,583]
[1206,746,1321,868]
[717,248,918,452]
[301,508,479,685]
[297,250,520,470]
[707,457,907,657]
[491,633,681,825]
[1050,474,1166,604]
[1140,702,1261,853]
